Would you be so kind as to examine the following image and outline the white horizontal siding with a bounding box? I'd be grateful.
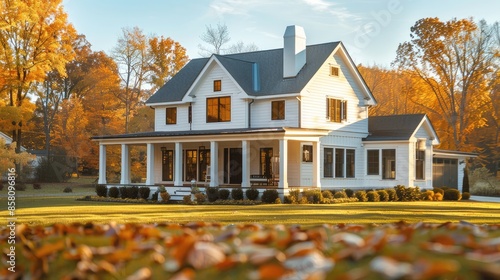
[300,53,369,134]
[251,97,299,128]
[154,105,190,131]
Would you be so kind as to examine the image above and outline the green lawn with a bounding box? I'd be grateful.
[2,195,499,226]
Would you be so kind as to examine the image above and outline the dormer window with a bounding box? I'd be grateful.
[213,80,222,92]
[330,66,340,77]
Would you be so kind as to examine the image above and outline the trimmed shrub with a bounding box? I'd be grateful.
[152,191,159,201]
[344,189,354,198]
[274,197,282,204]
[108,187,120,198]
[433,188,444,195]
[304,189,323,204]
[160,191,171,203]
[262,189,279,203]
[218,189,230,200]
[245,188,259,201]
[195,193,206,204]
[231,188,244,200]
[462,168,470,193]
[139,187,151,200]
[183,195,192,204]
[377,190,389,202]
[386,188,398,201]
[394,185,421,202]
[96,184,107,197]
[367,190,380,202]
[334,190,348,199]
[206,187,219,202]
[355,190,368,202]
[120,187,128,199]
[421,190,435,201]
[462,192,471,200]
[63,187,72,193]
[33,183,42,190]
[127,186,139,199]
[15,183,27,191]
[443,189,461,201]
[433,192,443,201]
[322,190,334,200]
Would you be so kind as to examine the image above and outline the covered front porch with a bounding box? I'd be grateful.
[93,128,329,196]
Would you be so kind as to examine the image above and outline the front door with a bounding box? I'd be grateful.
[185,150,197,181]
[198,149,211,181]
[260,148,273,179]
[224,148,242,184]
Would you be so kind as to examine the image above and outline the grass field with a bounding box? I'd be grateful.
[1,179,499,225]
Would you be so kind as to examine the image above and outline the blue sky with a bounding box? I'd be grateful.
[62,0,499,67]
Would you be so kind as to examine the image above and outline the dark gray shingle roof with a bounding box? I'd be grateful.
[364,114,426,141]
[146,42,340,104]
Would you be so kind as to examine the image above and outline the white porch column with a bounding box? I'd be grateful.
[120,144,130,184]
[279,139,289,190]
[241,140,250,188]
[312,141,321,188]
[98,144,107,184]
[210,141,219,187]
[174,142,183,186]
[145,143,155,185]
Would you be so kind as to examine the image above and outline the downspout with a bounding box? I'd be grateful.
[189,102,192,130]
[248,99,254,128]
[297,96,302,128]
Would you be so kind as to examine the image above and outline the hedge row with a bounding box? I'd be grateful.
[95,185,152,200]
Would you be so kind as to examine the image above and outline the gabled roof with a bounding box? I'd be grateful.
[364,114,439,143]
[147,42,347,104]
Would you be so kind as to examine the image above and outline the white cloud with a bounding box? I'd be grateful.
[301,0,360,21]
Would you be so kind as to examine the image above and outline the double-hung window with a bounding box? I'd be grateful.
[327,98,347,122]
[271,100,285,120]
[323,147,355,178]
[165,107,177,124]
[367,149,396,179]
[207,96,231,122]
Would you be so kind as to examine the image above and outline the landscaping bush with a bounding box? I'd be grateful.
[218,189,230,200]
[231,188,244,200]
[183,195,192,204]
[322,190,334,200]
[63,187,72,193]
[108,187,120,198]
[274,197,282,204]
[367,190,380,202]
[33,183,41,190]
[344,189,354,198]
[433,188,444,195]
[120,187,128,199]
[462,192,471,200]
[96,184,107,197]
[261,189,279,203]
[462,168,470,193]
[333,190,348,199]
[127,186,139,199]
[245,188,259,201]
[377,190,389,202]
[206,187,219,202]
[386,188,398,201]
[443,189,462,201]
[139,187,151,200]
[421,190,435,201]
[15,183,26,191]
[394,185,421,201]
[152,191,159,201]
[159,187,170,202]
[434,192,443,201]
[195,193,206,204]
[304,189,323,204]
[355,190,368,202]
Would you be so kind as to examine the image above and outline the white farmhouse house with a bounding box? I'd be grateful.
[92,25,475,196]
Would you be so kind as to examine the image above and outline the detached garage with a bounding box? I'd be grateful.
[433,149,477,192]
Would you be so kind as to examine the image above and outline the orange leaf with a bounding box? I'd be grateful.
[258,264,288,279]
[34,240,65,258]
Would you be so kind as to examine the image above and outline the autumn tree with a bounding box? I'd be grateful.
[0,138,35,175]
[111,27,151,133]
[0,0,76,153]
[198,23,258,56]
[394,18,499,150]
[148,36,189,92]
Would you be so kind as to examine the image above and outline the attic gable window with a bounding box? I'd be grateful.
[327,98,347,122]
[330,66,340,77]
[166,107,177,124]
[213,80,222,92]
[271,100,285,120]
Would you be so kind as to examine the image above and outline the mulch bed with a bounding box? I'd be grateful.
[1,221,500,279]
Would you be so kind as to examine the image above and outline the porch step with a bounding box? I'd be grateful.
[167,186,206,201]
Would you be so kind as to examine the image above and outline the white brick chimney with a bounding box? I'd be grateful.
[283,25,306,78]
